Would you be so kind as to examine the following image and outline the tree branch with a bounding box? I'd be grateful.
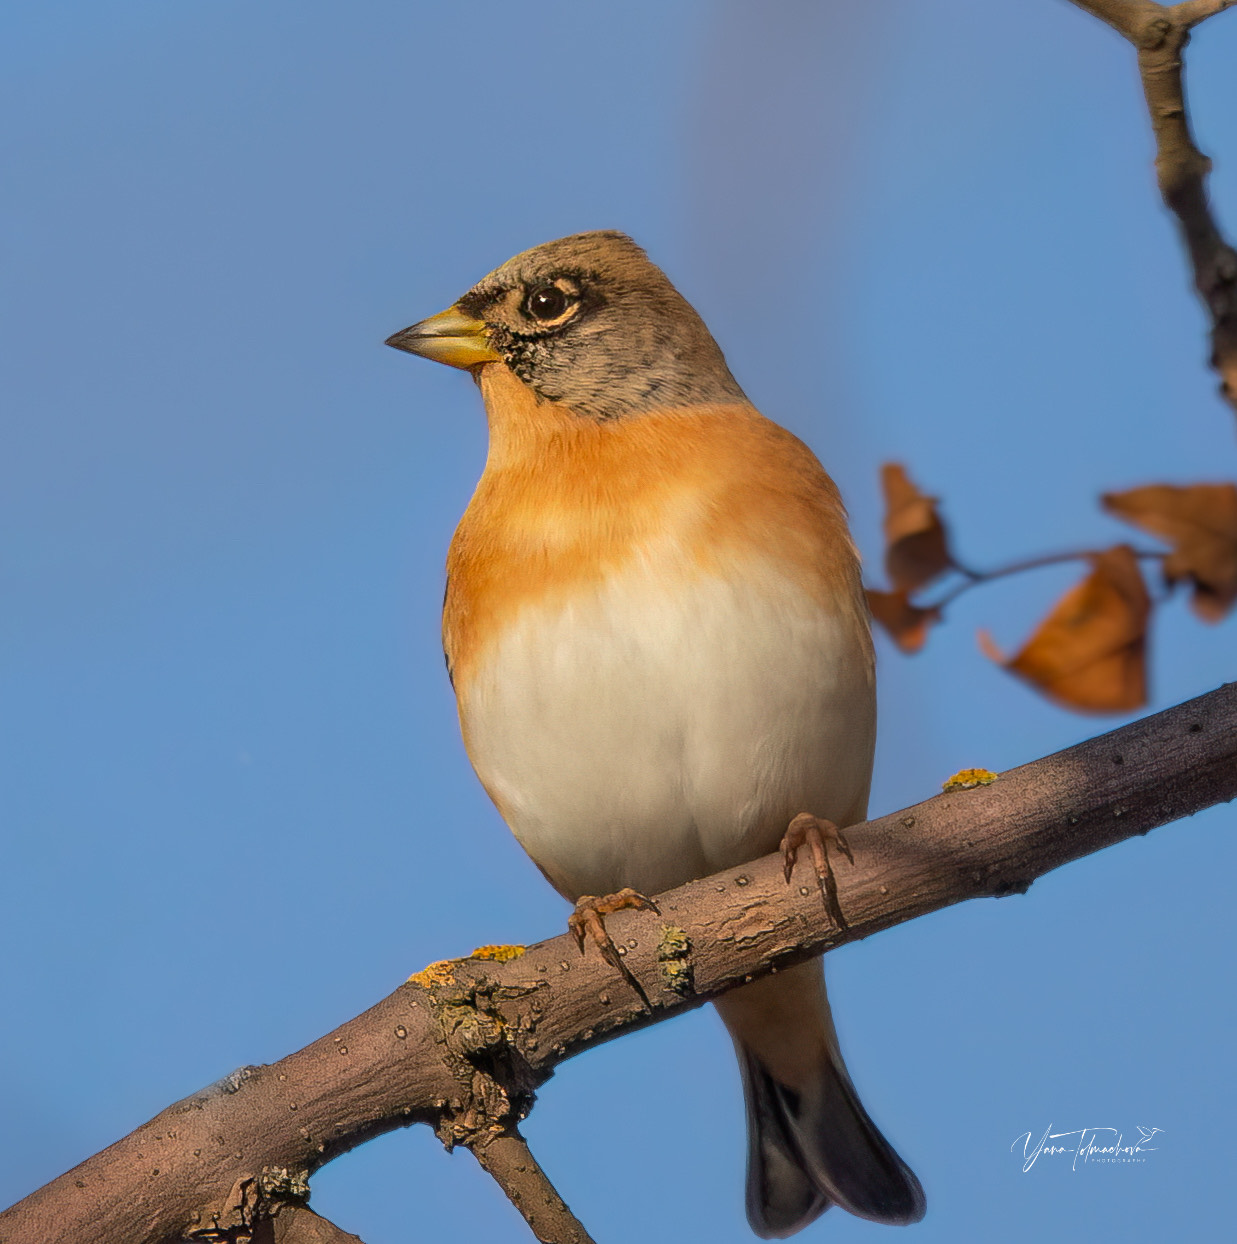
[254,1204,367,1244]
[467,1127,595,1244]
[1069,0,1237,415]
[2,683,1234,1244]
[929,544,1165,609]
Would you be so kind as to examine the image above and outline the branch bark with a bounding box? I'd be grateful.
[467,1127,595,1244]
[3,683,1234,1244]
[254,1204,367,1244]
[1069,0,1237,415]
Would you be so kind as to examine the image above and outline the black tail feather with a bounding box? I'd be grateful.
[738,1049,831,1238]
[739,1045,925,1234]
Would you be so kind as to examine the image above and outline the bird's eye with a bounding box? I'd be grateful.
[525,285,571,322]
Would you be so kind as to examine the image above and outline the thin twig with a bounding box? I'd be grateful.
[1069,0,1237,415]
[931,546,1165,609]
[1169,1,1237,31]
[1069,0,1168,40]
[1066,1,1232,41]
[468,1127,596,1244]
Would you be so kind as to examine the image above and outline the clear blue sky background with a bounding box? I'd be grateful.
[3,2,1235,1241]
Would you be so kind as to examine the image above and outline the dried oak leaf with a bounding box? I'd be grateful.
[1102,482,1237,622]
[881,463,953,591]
[978,545,1150,714]
[867,588,941,654]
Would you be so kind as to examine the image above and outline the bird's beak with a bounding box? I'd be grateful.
[384,306,501,369]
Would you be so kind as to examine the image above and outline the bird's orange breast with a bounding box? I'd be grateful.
[443,364,864,695]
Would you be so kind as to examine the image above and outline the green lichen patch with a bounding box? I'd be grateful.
[657,925,694,996]
[258,1166,310,1202]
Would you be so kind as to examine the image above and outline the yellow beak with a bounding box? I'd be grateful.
[384,306,501,369]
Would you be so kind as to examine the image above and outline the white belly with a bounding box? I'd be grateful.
[458,561,875,900]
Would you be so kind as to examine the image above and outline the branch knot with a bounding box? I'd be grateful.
[413,967,546,1152]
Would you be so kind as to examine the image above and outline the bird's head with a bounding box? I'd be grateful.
[386,231,745,420]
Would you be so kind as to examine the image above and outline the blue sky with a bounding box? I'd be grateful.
[3,2,1235,1241]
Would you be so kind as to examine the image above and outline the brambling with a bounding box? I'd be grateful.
[387,231,925,1236]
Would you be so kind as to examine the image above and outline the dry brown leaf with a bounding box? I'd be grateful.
[979,545,1150,714]
[881,463,953,591]
[867,588,942,654]
[1102,482,1237,622]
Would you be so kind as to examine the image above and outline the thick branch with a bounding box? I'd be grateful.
[1070,0,1237,414]
[2,684,1235,1244]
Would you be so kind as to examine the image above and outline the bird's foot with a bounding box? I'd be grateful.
[568,888,659,1008]
[781,812,854,931]
[569,888,659,961]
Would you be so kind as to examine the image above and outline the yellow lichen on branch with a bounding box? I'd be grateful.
[942,768,999,792]
[407,960,457,988]
[470,945,526,963]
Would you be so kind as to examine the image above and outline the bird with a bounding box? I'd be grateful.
[386,230,925,1237]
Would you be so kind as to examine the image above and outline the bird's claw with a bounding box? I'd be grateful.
[569,888,659,957]
[781,812,853,930]
[567,888,659,1007]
